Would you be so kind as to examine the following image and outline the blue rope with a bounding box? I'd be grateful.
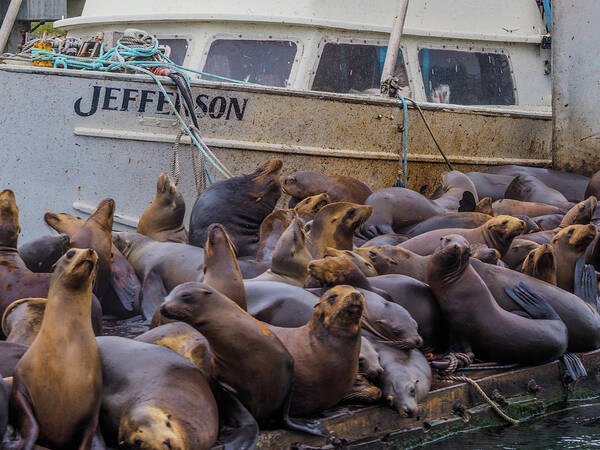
[542,0,552,33]
[397,94,409,188]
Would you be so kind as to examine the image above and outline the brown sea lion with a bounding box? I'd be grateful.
[134,322,212,378]
[10,248,102,449]
[552,224,598,292]
[161,282,327,435]
[427,235,567,364]
[586,170,600,199]
[98,336,218,450]
[471,245,501,265]
[522,244,557,285]
[44,209,141,318]
[189,159,283,257]
[466,172,515,201]
[293,193,330,222]
[505,174,572,208]
[308,202,372,257]
[267,285,364,416]
[487,165,589,202]
[137,173,188,243]
[283,171,372,205]
[18,234,70,273]
[405,212,492,238]
[372,343,431,418]
[251,218,312,286]
[0,342,27,377]
[503,239,540,270]
[203,223,246,310]
[399,215,526,257]
[360,234,409,247]
[492,199,567,217]
[355,245,429,282]
[475,197,494,216]
[322,247,378,277]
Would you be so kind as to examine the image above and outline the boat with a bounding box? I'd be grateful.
[0,0,567,239]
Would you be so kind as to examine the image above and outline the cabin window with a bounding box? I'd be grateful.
[202,39,297,87]
[158,39,189,66]
[312,43,408,95]
[418,49,515,105]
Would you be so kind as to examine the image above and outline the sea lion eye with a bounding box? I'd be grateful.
[369,251,376,258]
[502,220,508,226]
[180,293,193,303]
[328,294,337,304]
[410,386,416,397]
[568,228,575,236]
[66,250,76,259]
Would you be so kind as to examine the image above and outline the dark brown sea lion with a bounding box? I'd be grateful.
[308,202,372,257]
[10,248,102,449]
[189,159,283,257]
[203,223,246,310]
[372,343,431,418]
[360,234,409,247]
[427,235,567,364]
[487,165,589,202]
[466,172,515,201]
[322,247,378,277]
[469,258,600,351]
[522,244,557,285]
[0,342,27,377]
[137,173,188,243]
[267,285,364,416]
[552,224,598,292]
[44,209,141,318]
[503,239,540,270]
[505,175,572,208]
[405,212,492,238]
[98,336,218,449]
[492,199,567,217]
[399,215,526,257]
[586,170,600,199]
[18,234,70,273]
[161,283,327,435]
[283,171,372,205]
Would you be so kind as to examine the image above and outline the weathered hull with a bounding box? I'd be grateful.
[0,65,551,239]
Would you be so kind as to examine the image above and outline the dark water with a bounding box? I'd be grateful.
[102,315,149,338]
[422,404,600,449]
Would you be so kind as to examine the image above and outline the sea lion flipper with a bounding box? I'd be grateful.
[217,381,259,450]
[109,251,142,314]
[504,283,560,320]
[281,384,330,438]
[457,191,476,212]
[574,257,598,309]
[560,353,588,382]
[141,271,168,321]
[9,380,40,449]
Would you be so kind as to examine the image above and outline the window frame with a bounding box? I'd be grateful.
[199,33,304,88]
[308,36,412,96]
[415,42,518,106]
[153,34,193,67]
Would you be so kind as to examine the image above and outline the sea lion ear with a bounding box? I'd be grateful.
[386,395,395,407]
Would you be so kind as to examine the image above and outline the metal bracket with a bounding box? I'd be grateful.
[541,35,551,49]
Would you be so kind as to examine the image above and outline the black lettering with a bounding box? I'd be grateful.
[74,85,101,117]
[226,98,248,121]
[156,91,177,115]
[196,94,209,115]
[138,90,156,113]
[121,88,138,111]
[209,96,227,119]
[102,87,121,111]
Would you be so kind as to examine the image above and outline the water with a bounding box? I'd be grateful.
[423,404,600,449]
[102,315,149,339]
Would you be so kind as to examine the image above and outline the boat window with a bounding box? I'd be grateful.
[158,39,188,66]
[311,43,408,95]
[202,40,297,87]
[418,49,515,105]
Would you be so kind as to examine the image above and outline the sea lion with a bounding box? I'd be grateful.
[474,197,494,215]
[0,342,27,377]
[267,285,364,416]
[44,209,141,318]
[342,374,382,405]
[427,235,568,364]
[161,283,326,435]
[373,343,431,418]
[503,239,540,270]
[405,212,492,238]
[137,173,188,243]
[505,174,572,208]
[355,245,429,282]
[308,202,372,257]
[522,244,557,285]
[0,374,6,440]
[487,165,589,202]
[283,171,371,205]
[399,215,526,257]
[251,218,312,286]
[322,247,378,277]
[18,234,70,273]
[97,336,218,449]
[586,170,600,199]
[10,248,102,449]
[535,214,564,231]
[430,171,479,211]
[492,199,567,217]
[360,234,409,247]
[189,159,283,257]
[359,336,383,381]
[471,245,502,265]
[293,193,330,222]
[203,223,246,310]
[552,224,598,292]
[466,172,515,201]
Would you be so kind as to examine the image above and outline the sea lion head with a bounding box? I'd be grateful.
[471,245,501,265]
[354,246,392,274]
[43,212,85,235]
[552,224,597,253]
[484,215,526,255]
[87,198,116,231]
[560,196,598,227]
[316,202,372,233]
[306,256,368,289]
[433,234,472,273]
[323,247,378,277]
[119,405,185,450]
[53,247,98,289]
[112,232,152,258]
[522,243,556,284]
[359,337,384,381]
[161,283,219,326]
[475,197,493,216]
[314,285,365,337]
[385,379,420,418]
[0,190,20,247]
[204,223,237,259]
[138,174,186,235]
[282,171,325,199]
[247,159,283,207]
[293,193,330,221]
[271,217,311,279]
